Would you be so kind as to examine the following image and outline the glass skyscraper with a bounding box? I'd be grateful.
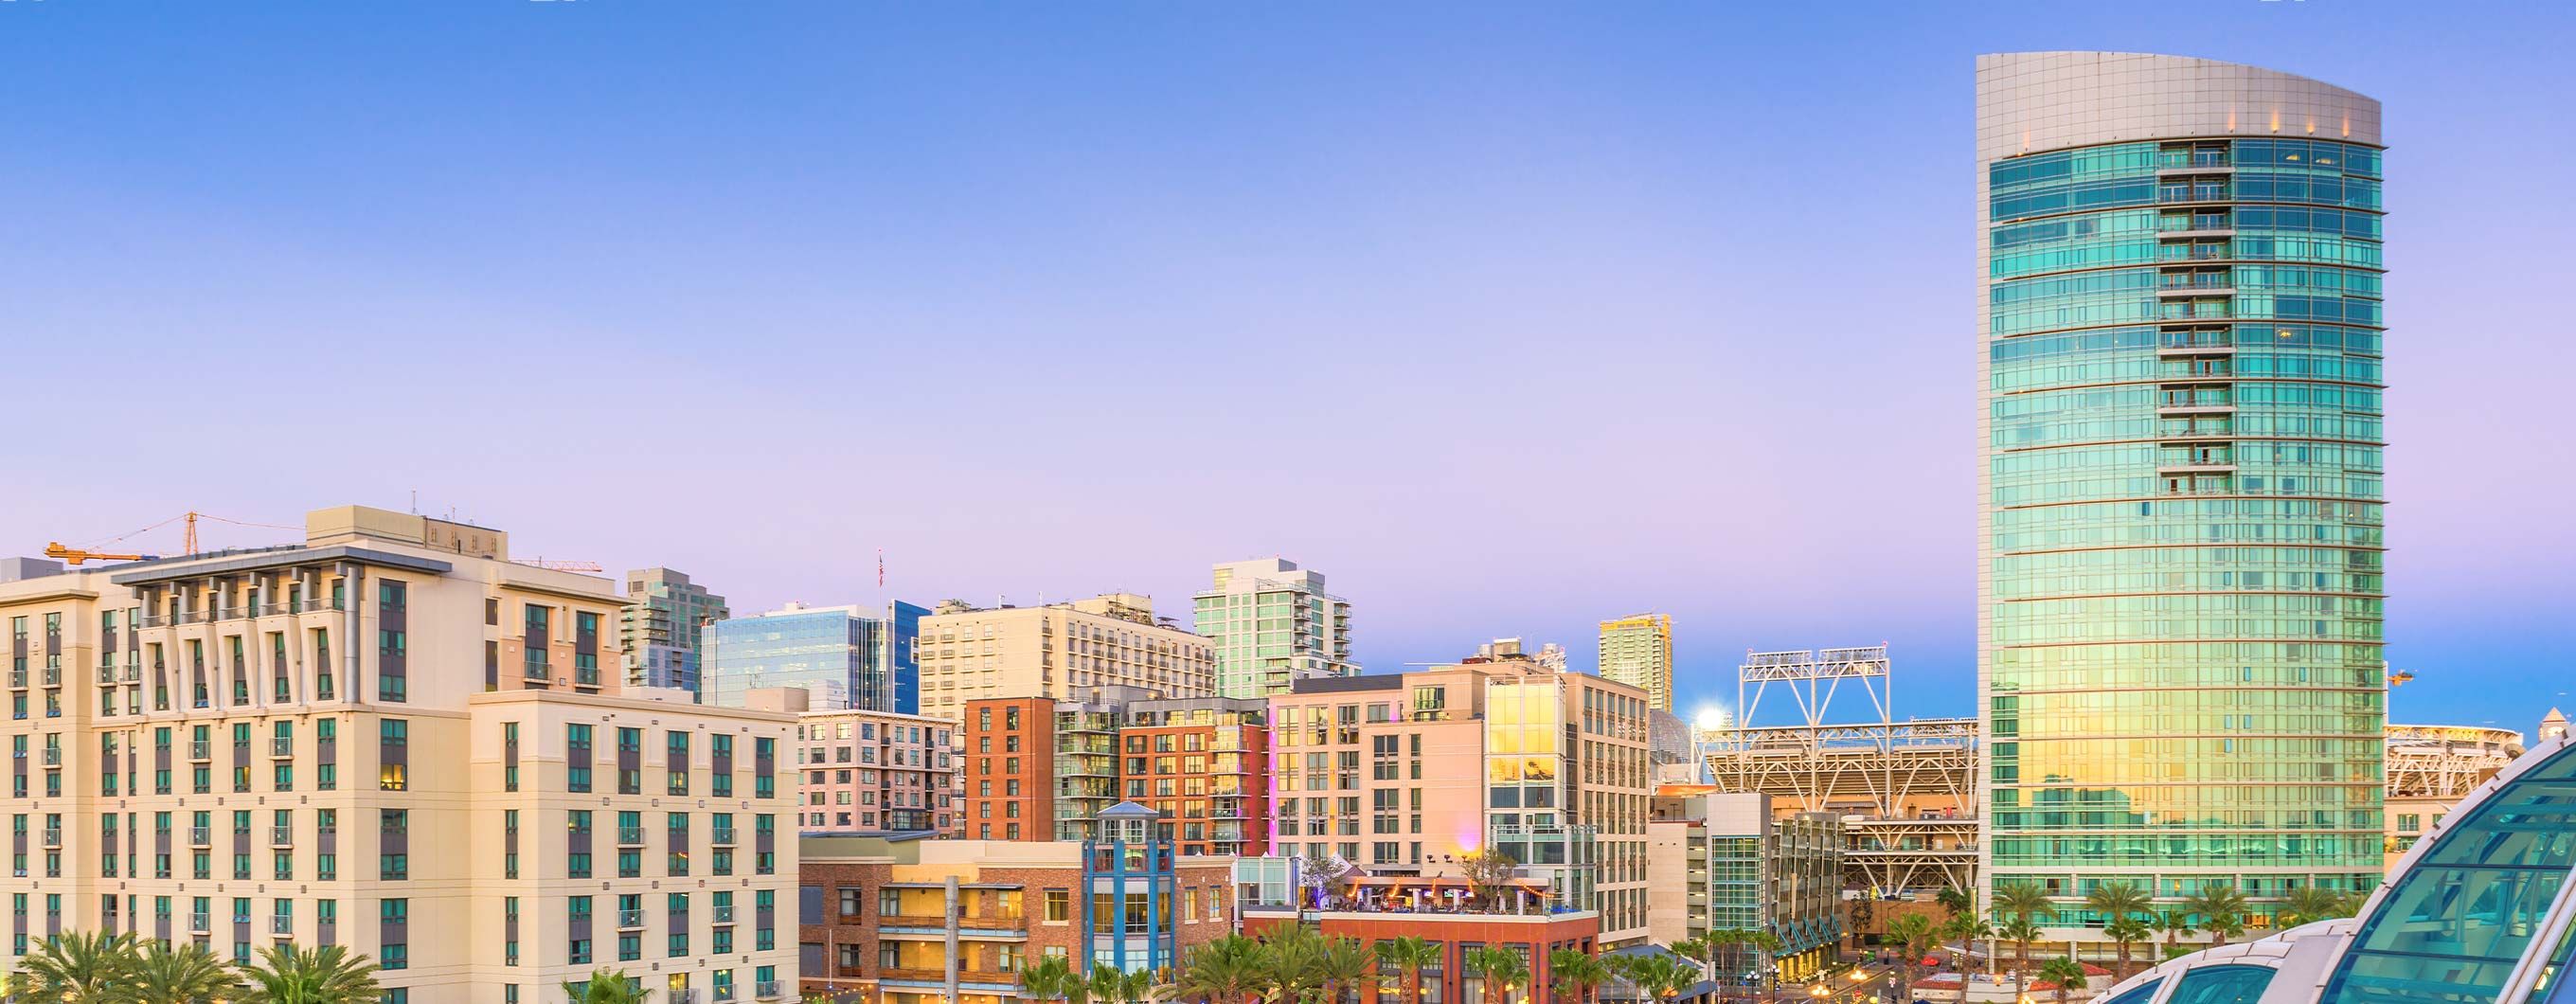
[703,601,925,712]
[1977,53,2388,934]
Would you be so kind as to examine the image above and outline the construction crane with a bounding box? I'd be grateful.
[43,543,158,565]
[510,558,604,573]
[44,511,298,566]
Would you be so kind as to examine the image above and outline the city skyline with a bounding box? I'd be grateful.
[5,4,2569,734]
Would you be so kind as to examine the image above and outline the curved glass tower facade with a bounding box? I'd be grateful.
[1977,53,2388,933]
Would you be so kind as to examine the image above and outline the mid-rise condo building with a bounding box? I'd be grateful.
[1,505,797,1004]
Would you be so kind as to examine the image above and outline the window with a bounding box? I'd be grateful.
[504,722,520,792]
[380,898,408,969]
[378,720,407,791]
[669,732,691,795]
[567,725,594,792]
[379,811,407,880]
[1045,889,1070,923]
[568,896,593,963]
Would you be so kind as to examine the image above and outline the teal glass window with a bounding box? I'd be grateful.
[2169,966,2275,1004]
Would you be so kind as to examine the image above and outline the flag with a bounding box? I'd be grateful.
[877,547,885,588]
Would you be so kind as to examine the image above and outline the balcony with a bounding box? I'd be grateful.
[272,738,295,757]
[40,666,60,687]
[524,663,551,683]
[756,981,782,1000]
[617,909,647,930]
[958,912,1025,933]
[712,905,736,924]
[188,913,211,932]
[880,968,949,984]
[40,828,62,847]
[710,826,737,845]
[41,748,62,767]
[271,916,295,935]
[98,666,120,685]
[124,664,142,683]
[714,986,737,1003]
[617,826,647,846]
[189,826,211,846]
[880,914,948,929]
[674,992,702,1004]
[190,741,212,761]
[2157,283,2235,297]
[272,827,295,846]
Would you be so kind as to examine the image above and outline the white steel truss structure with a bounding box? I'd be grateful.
[1704,646,1981,895]
[2384,724,2525,798]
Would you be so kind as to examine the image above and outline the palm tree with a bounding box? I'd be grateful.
[2102,915,2153,978]
[1547,950,1609,1004]
[563,968,653,1004]
[1090,965,1130,1004]
[1259,925,1329,1004]
[1886,913,1938,1001]
[1026,956,1080,1004]
[2147,909,2194,959]
[236,943,385,1004]
[1315,938,1377,1004]
[126,940,241,1004]
[1465,947,1530,1004]
[1612,954,1690,1004]
[1995,916,2044,1001]
[7,930,141,1003]
[1993,883,2056,928]
[2183,885,2249,948]
[1377,937,1440,1004]
[1934,887,1975,921]
[2081,880,2143,967]
[2035,959,2086,1004]
[1721,929,1780,999]
[2276,887,2360,928]
[1178,942,1268,1004]
[1938,912,1991,1004]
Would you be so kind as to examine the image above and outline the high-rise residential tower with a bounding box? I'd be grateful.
[913,595,1212,718]
[1597,614,1673,711]
[1977,53,2388,934]
[1193,559,1354,699]
[619,567,728,697]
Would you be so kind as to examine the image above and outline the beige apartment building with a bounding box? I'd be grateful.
[1267,661,1654,946]
[2,506,796,1004]
[912,595,1212,719]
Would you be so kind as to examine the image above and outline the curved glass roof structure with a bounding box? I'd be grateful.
[2090,736,2576,1004]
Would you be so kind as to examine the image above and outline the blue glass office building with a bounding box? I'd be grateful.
[1977,53,2388,934]
[705,601,923,712]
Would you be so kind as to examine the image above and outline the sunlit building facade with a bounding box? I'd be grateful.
[1977,52,2388,933]
[1597,615,1673,712]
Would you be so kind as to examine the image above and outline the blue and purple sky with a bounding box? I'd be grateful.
[4,2,2568,732]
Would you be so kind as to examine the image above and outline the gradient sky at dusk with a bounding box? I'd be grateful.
[4,2,2568,733]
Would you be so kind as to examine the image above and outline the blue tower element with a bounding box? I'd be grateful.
[1080,801,1176,974]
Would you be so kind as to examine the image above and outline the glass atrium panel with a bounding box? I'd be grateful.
[2320,744,2576,1004]
[2169,966,2277,1004]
